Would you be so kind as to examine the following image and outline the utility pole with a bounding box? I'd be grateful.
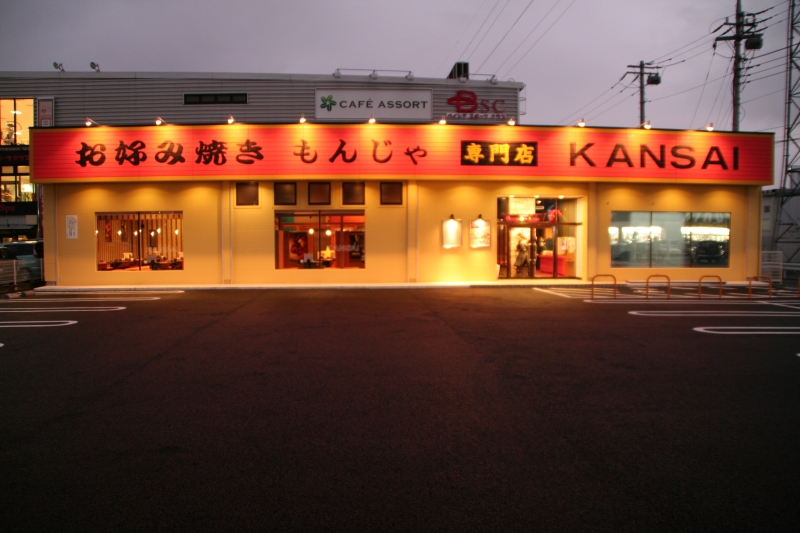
[715,0,763,131]
[625,61,661,127]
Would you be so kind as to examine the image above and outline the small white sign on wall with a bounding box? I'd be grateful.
[66,215,78,239]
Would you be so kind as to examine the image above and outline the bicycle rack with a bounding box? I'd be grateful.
[645,274,671,299]
[698,275,722,299]
[748,275,772,298]
[591,274,617,299]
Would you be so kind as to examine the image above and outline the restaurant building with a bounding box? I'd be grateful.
[1,67,772,286]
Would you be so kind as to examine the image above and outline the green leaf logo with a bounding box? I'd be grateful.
[320,95,336,112]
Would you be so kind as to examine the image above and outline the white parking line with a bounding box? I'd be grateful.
[0,307,125,312]
[630,310,800,317]
[694,327,800,335]
[0,320,78,328]
[0,297,160,303]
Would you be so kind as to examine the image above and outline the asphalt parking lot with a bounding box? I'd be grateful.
[1,287,799,532]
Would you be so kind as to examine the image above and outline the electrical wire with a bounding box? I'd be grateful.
[741,87,785,104]
[574,79,639,123]
[555,76,628,125]
[466,0,513,62]
[474,0,538,73]
[500,0,578,79]
[492,0,564,75]
[689,48,718,129]
[434,0,491,76]
[459,0,503,60]
[586,91,639,123]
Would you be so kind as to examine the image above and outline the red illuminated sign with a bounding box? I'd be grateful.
[29,124,773,185]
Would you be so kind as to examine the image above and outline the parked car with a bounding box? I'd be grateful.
[691,240,728,265]
[0,240,43,282]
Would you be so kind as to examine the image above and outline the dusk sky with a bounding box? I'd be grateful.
[0,1,789,144]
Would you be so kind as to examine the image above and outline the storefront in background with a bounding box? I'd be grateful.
[30,123,772,286]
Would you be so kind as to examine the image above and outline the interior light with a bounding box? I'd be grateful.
[157,228,161,234]
[117,230,122,236]
[368,115,376,124]
[507,117,516,126]
[559,195,565,199]
[11,110,21,115]
[299,114,306,124]
[134,231,138,236]
[577,118,585,127]
[227,115,235,124]
[308,228,315,235]
[325,229,332,236]
[439,116,447,125]
[534,195,539,198]
[175,229,179,235]
[150,231,155,237]
[642,120,651,129]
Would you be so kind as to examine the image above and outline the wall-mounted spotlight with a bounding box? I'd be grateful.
[577,118,586,127]
[227,115,235,124]
[705,123,714,131]
[53,62,64,72]
[368,115,376,124]
[369,70,378,80]
[155,117,165,125]
[85,117,99,127]
[299,114,306,124]
[490,75,499,85]
[507,117,516,126]
[439,116,447,125]
[642,120,651,130]
[333,69,341,78]
[406,71,414,81]
[90,62,100,72]
[442,214,462,249]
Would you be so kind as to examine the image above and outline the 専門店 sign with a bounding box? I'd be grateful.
[29,124,774,185]
[315,89,432,121]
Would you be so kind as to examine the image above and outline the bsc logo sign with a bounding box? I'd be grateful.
[446,90,506,113]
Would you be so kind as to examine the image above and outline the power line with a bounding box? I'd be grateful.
[492,0,564,75]
[586,91,639,123]
[434,0,491,76]
[501,0,579,79]
[474,0,538,73]
[555,76,627,125]
[459,0,503,60]
[690,48,718,129]
[466,0,513,62]
[574,79,639,123]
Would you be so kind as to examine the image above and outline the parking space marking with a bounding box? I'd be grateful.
[0,320,78,328]
[694,327,800,335]
[630,310,800,317]
[0,306,125,313]
[0,297,160,303]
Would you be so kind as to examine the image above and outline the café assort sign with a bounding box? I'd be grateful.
[29,124,773,185]
[315,89,432,121]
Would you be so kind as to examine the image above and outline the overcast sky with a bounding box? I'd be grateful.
[0,1,789,153]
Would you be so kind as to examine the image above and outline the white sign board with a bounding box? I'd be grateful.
[66,215,78,239]
[315,89,432,121]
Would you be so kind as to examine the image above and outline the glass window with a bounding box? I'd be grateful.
[342,182,365,205]
[275,211,365,269]
[380,182,403,205]
[610,211,729,268]
[274,182,297,205]
[236,182,259,206]
[1,99,34,146]
[308,182,331,205]
[96,212,183,271]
